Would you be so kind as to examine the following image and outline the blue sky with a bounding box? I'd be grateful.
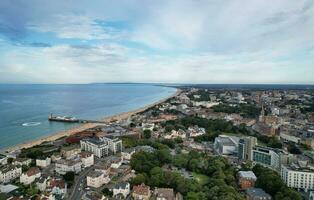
[0,0,314,84]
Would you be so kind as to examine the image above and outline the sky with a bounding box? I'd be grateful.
[0,0,314,84]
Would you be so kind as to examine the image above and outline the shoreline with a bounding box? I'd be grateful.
[3,88,181,153]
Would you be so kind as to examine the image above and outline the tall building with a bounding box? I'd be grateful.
[80,136,122,158]
[238,136,257,161]
[281,165,314,191]
[252,146,280,171]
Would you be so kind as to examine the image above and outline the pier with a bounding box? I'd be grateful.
[48,114,106,124]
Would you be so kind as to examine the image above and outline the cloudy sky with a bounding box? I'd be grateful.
[0,0,313,84]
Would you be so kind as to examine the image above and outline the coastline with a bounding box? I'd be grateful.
[3,88,181,153]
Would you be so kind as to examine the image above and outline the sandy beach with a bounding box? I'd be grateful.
[3,88,181,153]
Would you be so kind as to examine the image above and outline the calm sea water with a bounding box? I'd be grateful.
[0,84,176,149]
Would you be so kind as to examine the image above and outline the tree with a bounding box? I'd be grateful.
[253,164,303,200]
[7,157,14,164]
[102,188,113,197]
[63,172,75,183]
[130,151,160,173]
[143,129,151,139]
[131,173,147,186]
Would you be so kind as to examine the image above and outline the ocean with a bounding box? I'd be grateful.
[0,84,176,150]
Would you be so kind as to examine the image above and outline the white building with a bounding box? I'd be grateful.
[142,123,155,131]
[36,176,48,191]
[79,152,94,168]
[164,129,186,139]
[121,148,136,160]
[109,156,123,169]
[36,157,51,168]
[281,165,314,190]
[13,158,32,166]
[86,170,110,188]
[187,126,206,137]
[20,167,41,185]
[280,132,301,144]
[80,136,122,158]
[55,159,82,175]
[0,165,22,183]
[214,135,239,155]
[113,182,130,198]
[61,145,81,160]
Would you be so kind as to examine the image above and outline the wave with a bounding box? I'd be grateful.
[22,122,41,127]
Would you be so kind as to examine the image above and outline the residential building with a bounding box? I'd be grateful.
[187,126,206,137]
[79,152,94,167]
[61,145,81,159]
[36,157,51,168]
[237,171,257,190]
[238,136,257,161]
[252,146,280,170]
[55,159,82,175]
[86,170,110,188]
[108,156,123,169]
[80,136,122,158]
[281,165,314,190]
[20,167,41,185]
[121,148,136,160]
[132,183,151,200]
[214,135,239,155]
[0,165,22,183]
[164,129,186,139]
[245,188,272,200]
[47,179,67,199]
[13,158,32,166]
[36,176,48,191]
[153,188,176,200]
[112,182,130,198]
[142,123,155,131]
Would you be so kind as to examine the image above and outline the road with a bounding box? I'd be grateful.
[68,166,94,200]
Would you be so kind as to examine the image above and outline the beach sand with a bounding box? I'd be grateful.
[4,88,181,153]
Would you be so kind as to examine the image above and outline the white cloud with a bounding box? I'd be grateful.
[28,14,119,40]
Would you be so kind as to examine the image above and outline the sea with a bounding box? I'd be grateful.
[0,84,176,150]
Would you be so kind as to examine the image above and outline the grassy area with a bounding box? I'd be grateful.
[192,172,210,185]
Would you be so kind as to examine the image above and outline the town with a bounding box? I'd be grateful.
[1,86,314,200]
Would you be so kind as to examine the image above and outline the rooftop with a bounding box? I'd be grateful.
[133,183,150,196]
[246,188,271,198]
[238,171,257,180]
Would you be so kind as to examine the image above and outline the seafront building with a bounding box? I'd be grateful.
[0,165,22,183]
[20,167,41,185]
[80,136,122,158]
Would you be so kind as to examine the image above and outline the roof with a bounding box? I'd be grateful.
[48,179,65,189]
[154,188,175,199]
[246,188,271,198]
[114,182,129,190]
[238,171,257,180]
[133,183,150,196]
[25,167,40,177]
[79,151,93,158]
[87,170,104,178]
[56,159,81,166]
[0,184,19,193]
[0,165,21,173]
